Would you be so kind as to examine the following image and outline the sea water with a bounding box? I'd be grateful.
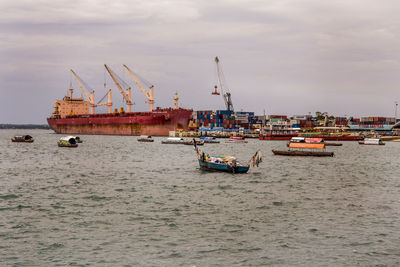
[1,129,400,266]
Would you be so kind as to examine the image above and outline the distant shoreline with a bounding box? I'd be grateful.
[0,124,50,130]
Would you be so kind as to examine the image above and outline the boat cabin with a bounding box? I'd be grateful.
[359,138,385,145]
[58,136,78,147]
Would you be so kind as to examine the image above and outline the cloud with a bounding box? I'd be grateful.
[2,0,400,123]
[0,0,201,24]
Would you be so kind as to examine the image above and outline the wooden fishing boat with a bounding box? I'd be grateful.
[287,137,342,147]
[58,136,78,147]
[225,136,248,143]
[194,140,262,173]
[274,142,334,157]
[161,137,186,144]
[11,135,34,143]
[138,136,154,142]
[358,138,385,145]
[184,139,204,146]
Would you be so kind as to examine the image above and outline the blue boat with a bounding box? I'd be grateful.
[193,139,262,173]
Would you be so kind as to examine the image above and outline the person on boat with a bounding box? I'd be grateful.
[232,158,237,168]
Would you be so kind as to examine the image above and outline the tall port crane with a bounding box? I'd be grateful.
[123,64,154,112]
[70,69,113,114]
[70,69,95,114]
[214,56,234,112]
[104,64,133,112]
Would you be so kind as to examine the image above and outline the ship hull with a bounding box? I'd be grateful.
[259,135,297,140]
[47,108,193,136]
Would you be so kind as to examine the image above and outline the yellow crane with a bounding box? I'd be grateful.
[95,89,113,114]
[123,64,154,112]
[104,64,133,113]
[70,69,95,114]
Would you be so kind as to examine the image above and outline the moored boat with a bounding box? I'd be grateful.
[273,142,334,157]
[58,136,78,147]
[259,129,299,140]
[161,137,186,144]
[225,136,248,143]
[358,138,385,145]
[287,137,342,147]
[199,136,220,143]
[11,135,34,143]
[298,132,361,141]
[184,139,204,146]
[138,136,154,142]
[194,140,262,173]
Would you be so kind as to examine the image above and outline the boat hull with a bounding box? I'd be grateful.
[198,160,249,173]
[260,135,297,140]
[272,150,334,157]
[11,140,34,143]
[358,141,385,145]
[47,108,193,136]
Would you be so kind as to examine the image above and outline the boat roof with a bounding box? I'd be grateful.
[59,136,76,141]
[289,143,325,149]
[305,138,324,143]
[364,138,381,144]
[291,137,305,141]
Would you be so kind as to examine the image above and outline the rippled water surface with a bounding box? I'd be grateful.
[1,129,400,266]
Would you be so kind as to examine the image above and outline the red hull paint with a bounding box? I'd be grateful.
[317,136,360,141]
[47,108,193,136]
[259,135,298,140]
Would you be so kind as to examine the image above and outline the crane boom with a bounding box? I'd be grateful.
[70,69,95,114]
[123,64,154,111]
[104,64,132,112]
[215,57,234,112]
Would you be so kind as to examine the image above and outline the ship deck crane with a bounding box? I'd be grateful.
[214,56,234,112]
[104,64,133,112]
[123,64,154,112]
[70,69,112,114]
[70,69,95,114]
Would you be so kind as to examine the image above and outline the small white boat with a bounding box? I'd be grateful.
[161,137,186,144]
[358,138,385,145]
[58,136,78,147]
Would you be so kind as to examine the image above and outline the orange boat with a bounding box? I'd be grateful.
[273,142,334,157]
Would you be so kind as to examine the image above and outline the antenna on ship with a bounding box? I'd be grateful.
[174,91,179,109]
[68,82,73,99]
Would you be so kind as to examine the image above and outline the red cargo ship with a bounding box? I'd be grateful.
[47,108,193,136]
[48,65,193,136]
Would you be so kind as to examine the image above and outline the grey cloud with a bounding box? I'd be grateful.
[1,0,400,123]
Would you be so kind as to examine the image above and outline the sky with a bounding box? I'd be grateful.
[1,0,400,124]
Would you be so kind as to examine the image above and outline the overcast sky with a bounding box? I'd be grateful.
[1,0,400,123]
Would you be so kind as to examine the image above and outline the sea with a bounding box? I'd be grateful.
[1,129,400,266]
